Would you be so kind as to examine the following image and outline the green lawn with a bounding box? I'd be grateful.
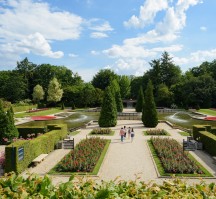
[198,109,216,116]
[15,108,63,118]
[178,131,190,136]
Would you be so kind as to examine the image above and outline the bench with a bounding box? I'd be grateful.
[32,154,48,166]
[213,156,216,164]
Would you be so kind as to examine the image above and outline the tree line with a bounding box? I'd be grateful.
[1,52,216,109]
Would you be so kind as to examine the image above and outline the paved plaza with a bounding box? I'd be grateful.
[21,118,216,186]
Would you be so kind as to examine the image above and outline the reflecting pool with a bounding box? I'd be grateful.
[17,112,99,129]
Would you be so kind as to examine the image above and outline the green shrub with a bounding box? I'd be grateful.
[5,124,67,173]
[193,125,216,156]
[91,128,112,135]
[17,127,46,138]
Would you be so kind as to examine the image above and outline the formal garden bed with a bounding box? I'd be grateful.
[50,137,110,175]
[148,137,212,177]
[144,129,170,136]
[89,128,115,136]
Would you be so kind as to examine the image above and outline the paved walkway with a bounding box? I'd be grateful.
[21,119,216,186]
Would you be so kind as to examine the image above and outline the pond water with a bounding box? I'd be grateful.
[159,111,216,129]
[17,110,216,131]
[17,112,99,129]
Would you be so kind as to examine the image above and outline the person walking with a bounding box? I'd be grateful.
[119,127,125,142]
[131,128,135,142]
[128,127,131,139]
[123,126,127,139]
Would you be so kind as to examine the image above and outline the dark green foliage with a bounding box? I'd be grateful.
[6,107,19,141]
[135,86,144,112]
[115,90,123,112]
[5,124,67,173]
[193,125,216,156]
[61,102,65,110]
[110,79,123,112]
[92,69,118,90]
[142,80,158,127]
[99,86,117,127]
[0,101,18,143]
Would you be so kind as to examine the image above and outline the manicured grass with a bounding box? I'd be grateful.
[147,140,212,177]
[15,108,63,118]
[69,131,80,136]
[89,131,115,136]
[49,139,111,175]
[198,109,216,116]
[178,131,190,136]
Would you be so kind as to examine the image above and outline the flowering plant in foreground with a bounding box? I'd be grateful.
[151,137,204,174]
[145,129,168,135]
[56,137,107,172]
[0,173,215,198]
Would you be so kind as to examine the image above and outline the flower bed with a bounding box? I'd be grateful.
[144,129,169,136]
[90,128,112,135]
[204,117,216,121]
[31,116,56,121]
[150,137,204,174]
[55,137,108,173]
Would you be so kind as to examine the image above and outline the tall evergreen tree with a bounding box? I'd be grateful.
[0,101,18,143]
[99,86,117,127]
[110,79,123,112]
[135,86,144,112]
[142,80,158,127]
[6,107,19,141]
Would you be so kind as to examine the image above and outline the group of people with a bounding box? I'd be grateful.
[119,126,135,142]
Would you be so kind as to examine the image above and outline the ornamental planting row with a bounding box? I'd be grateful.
[151,137,204,174]
[56,137,108,172]
[145,129,168,136]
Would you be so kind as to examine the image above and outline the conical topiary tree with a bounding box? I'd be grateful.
[135,86,144,112]
[6,107,19,141]
[142,80,158,127]
[99,86,117,127]
[0,101,18,143]
[110,79,123,112]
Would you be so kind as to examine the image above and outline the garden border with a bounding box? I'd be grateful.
[146,140,214,178]
[48,139,111,176]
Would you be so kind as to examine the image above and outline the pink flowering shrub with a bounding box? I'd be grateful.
[0,152,5,168]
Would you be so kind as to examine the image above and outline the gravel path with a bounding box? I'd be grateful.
[20,118,216,186]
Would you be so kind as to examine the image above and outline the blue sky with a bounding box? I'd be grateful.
[1,0,216,82]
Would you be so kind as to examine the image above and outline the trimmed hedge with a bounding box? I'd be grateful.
[193,125,216,156]
[17,127,46,138]
[5,124,67,173]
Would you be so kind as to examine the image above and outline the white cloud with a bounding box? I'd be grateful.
[103,44,156,58]
[69,53,78,58]
[0,0,83,41]
[200,26,207,31]
[89,21,113,32]
[124,0,168,28]
[173,49,216,69]
[0,0,83,66]
[91,50,100,55]
[90,32,108,38]
[151,44,183,52]
[19,32,64,58]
